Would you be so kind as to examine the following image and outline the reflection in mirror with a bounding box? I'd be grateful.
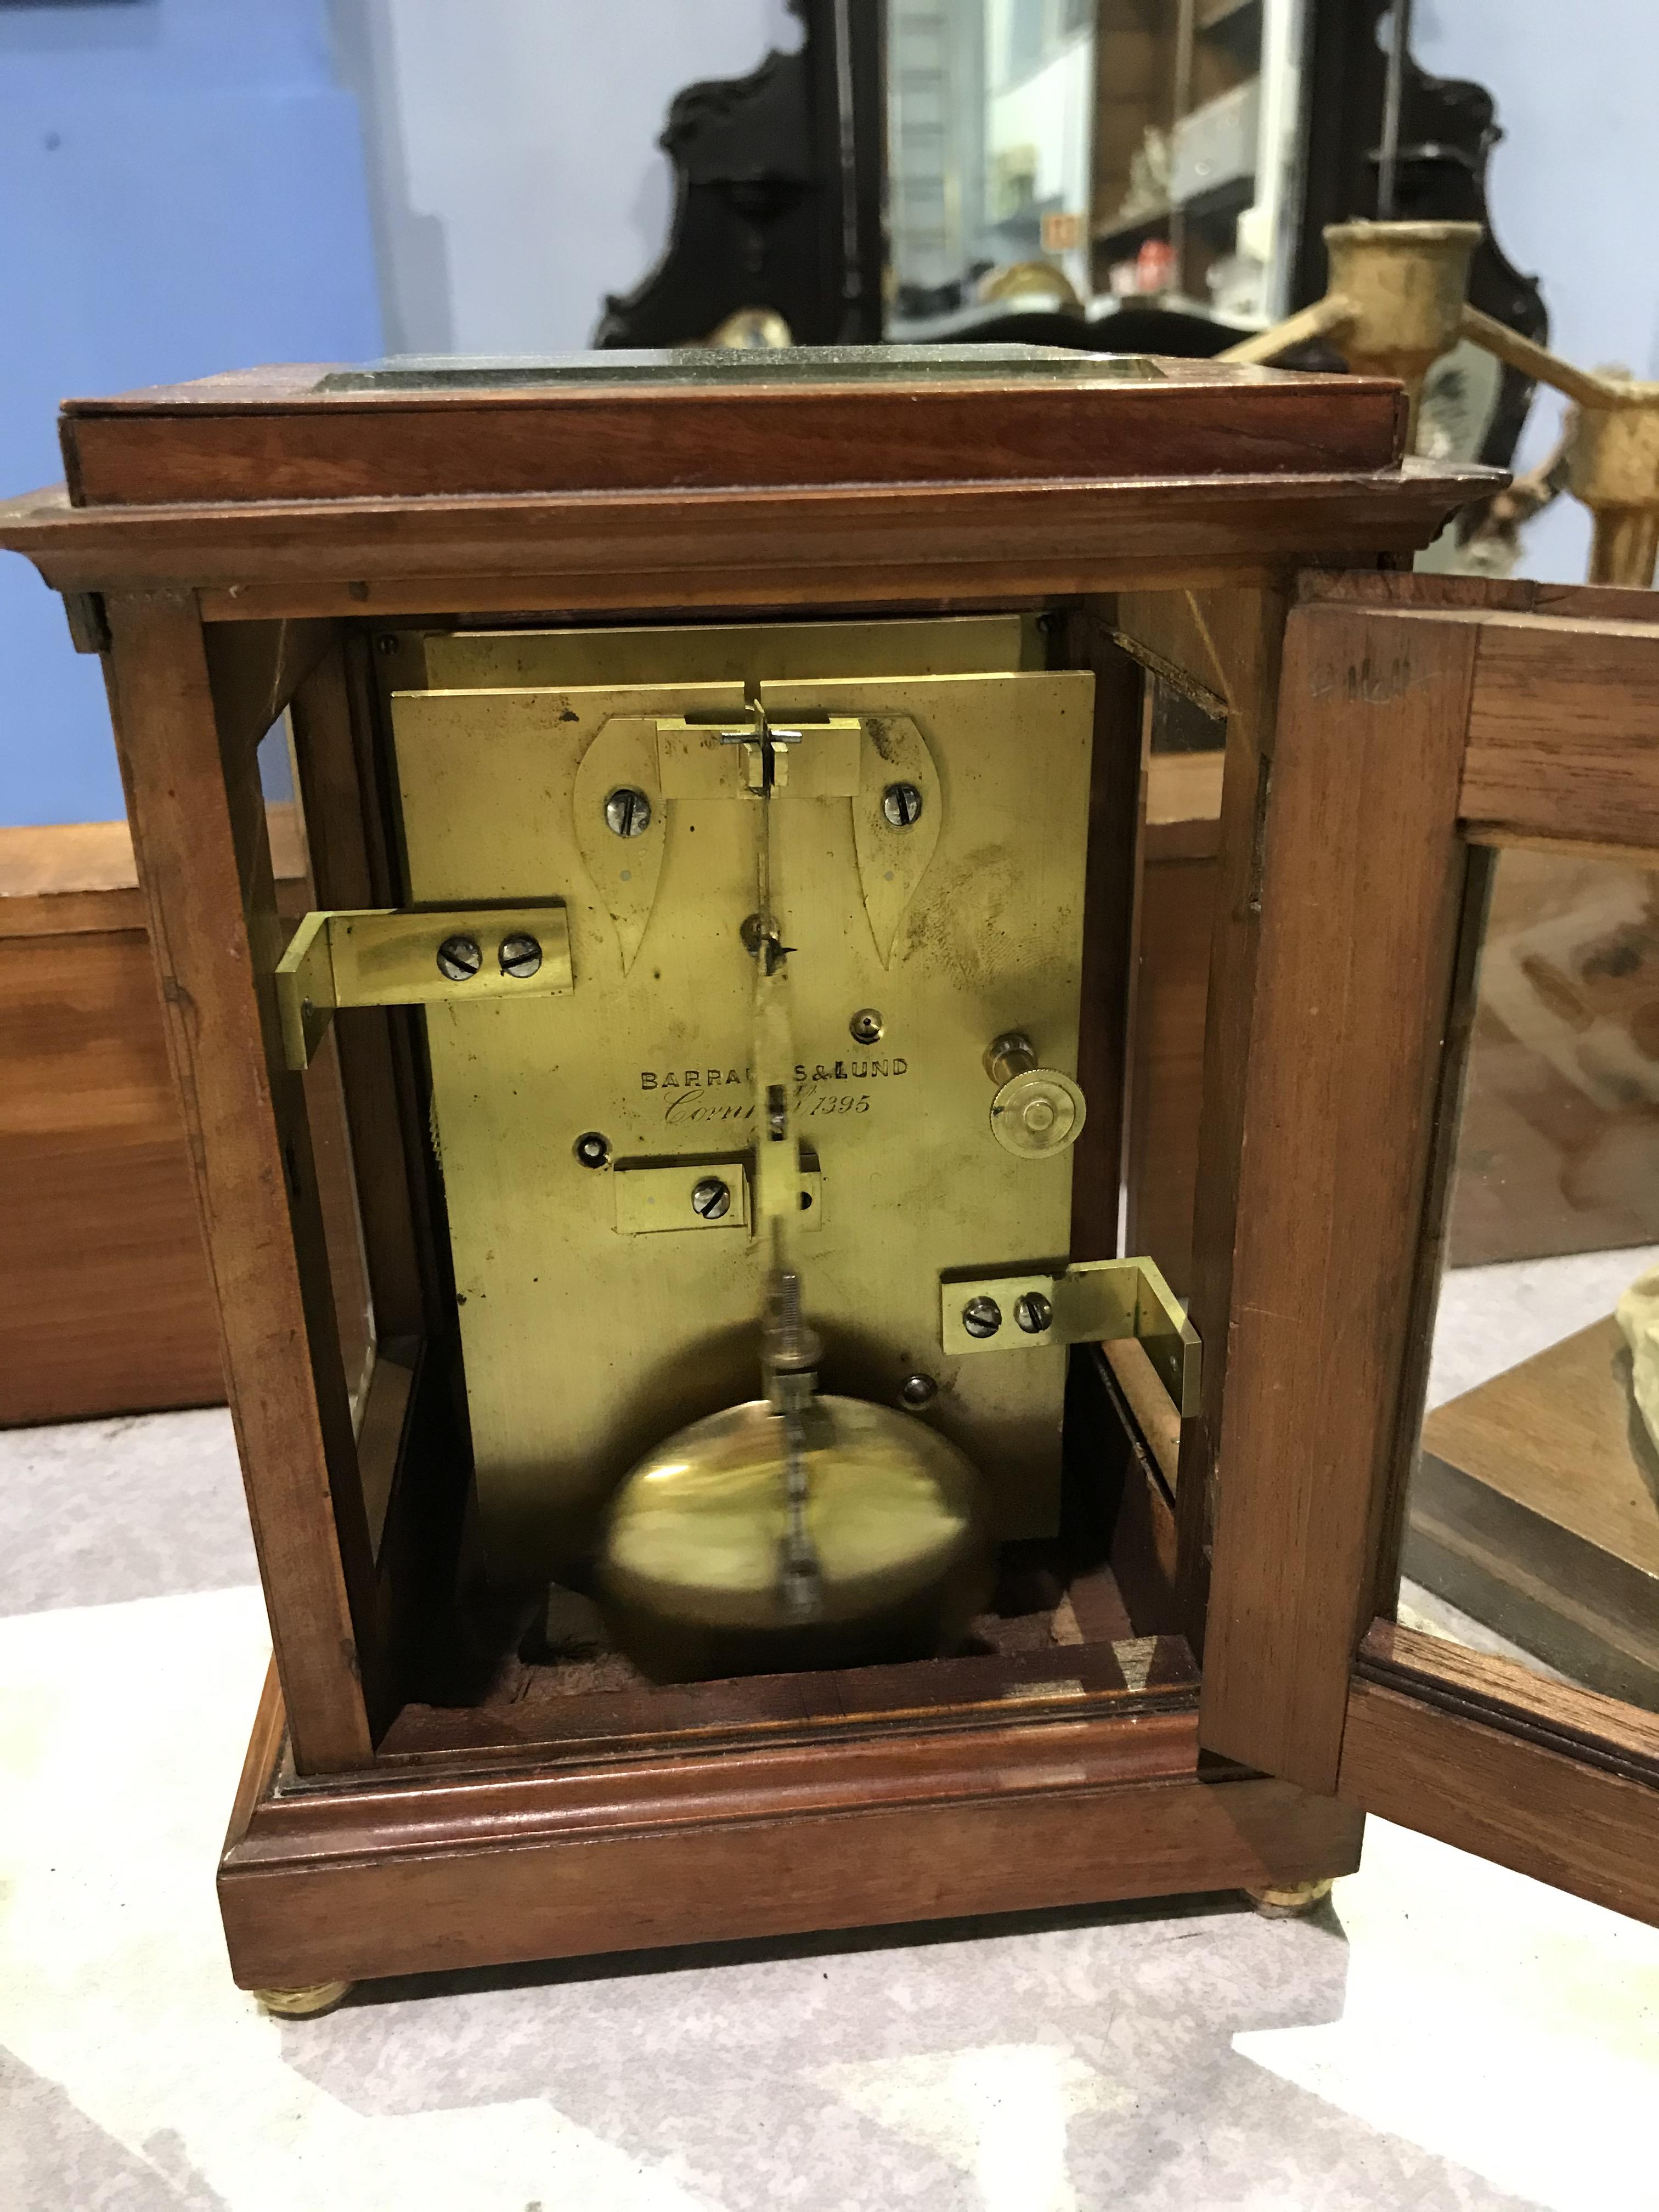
[1402,849,1659,1713]
[887,0,1095,325]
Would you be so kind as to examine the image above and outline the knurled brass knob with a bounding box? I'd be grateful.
[990,1066,1087,1156]
[983,1032,1086,1158]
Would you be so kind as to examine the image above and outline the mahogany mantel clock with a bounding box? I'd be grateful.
[2,346,1654,2009]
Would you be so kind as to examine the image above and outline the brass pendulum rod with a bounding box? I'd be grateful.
[739,703,825,1620]
[745,709,803,1279]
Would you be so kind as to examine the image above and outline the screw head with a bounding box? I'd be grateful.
[605,787,652,838]
[740,911,788,966]
[498,932,541,979]
[690,1176,731,1220]
[1014,1291,1054,1335]
[882,781,923,828]
[375,633,399,655]
[436,934,482,981]
[961,1295,1002,1339]
[849,1007,884,1045]
[574,1131,611,1169]
[899,1373,937,1408]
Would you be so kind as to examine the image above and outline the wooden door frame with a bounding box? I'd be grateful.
[103,597,387,1772]
[1183,568,1659,1924]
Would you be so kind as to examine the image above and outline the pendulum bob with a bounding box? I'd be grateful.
[597,1395,994,1681]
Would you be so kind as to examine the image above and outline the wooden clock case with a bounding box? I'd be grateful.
[3,347,1654,1995]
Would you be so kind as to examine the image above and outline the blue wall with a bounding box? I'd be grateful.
[1415,1,1659,585]
[1,0,383,826]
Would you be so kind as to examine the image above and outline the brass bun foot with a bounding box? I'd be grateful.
[252,1978,354,2018]
[1245,1877,1335,1920]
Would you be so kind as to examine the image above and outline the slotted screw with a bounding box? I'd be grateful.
[962,1296,1002,1339]
[690,1177,731,1221]
[1014,1291,1054,1335]
[605,787,652,837]
[436,934,482,981]
[900,1373,937,1408]
[882,781,923,828]
[498,932,541,979]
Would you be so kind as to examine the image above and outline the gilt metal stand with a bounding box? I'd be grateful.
[1224,220,1659,586]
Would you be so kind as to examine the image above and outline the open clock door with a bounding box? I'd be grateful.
[1161,569,1659,1926]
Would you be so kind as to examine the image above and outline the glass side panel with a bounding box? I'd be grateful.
[1402,848,1659,1711]
[316,345,1162,393]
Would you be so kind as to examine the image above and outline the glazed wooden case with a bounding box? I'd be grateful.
[3,346,1654,1996]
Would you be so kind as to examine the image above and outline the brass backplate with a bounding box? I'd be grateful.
[419,614,1043,690]
[388,619,1094,1583]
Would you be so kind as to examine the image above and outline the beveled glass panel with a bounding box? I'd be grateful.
[316,345,1158,392]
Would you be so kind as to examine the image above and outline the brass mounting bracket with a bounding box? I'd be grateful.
[940,1256,1200,1417]
[274,903,572,1071]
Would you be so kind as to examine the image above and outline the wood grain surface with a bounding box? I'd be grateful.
[1098,1343,1184,1635]
[0,808,306,939]
[0,465,1494,621]
[0,819,140,896]
[380,1634,1199,1764]
[103,592,377,1770]
[1125,826,1218,1295]
[0,927,224,1423]
[1462,617,1659,848]
[0,809,315,1424]
[1195,601,1477,1792]
[1289,580,1659,850]
[1115,586,1289,1656]
[1296,569,1659,625]
[1356,1620,1659,1774]
[59,365,1408,505]
[1341,1626,1659,1926]
[219,1664,1363,1988]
